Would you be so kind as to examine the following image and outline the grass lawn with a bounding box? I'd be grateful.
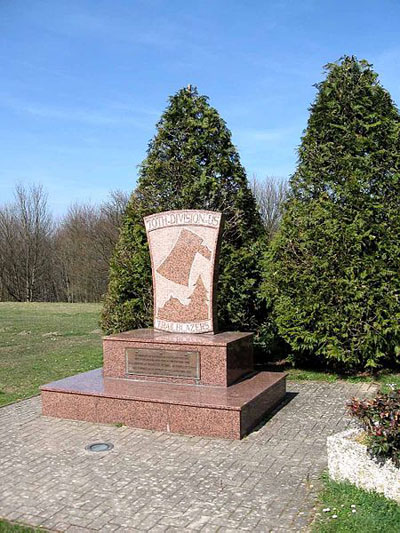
[287,367,400,393]
[312,474,400,532]
[0,521,41,532]
[0,302,102,407]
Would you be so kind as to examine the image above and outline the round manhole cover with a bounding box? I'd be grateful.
[85,442,114,452]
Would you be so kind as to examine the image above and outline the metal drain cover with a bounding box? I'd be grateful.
[86,442,114,452]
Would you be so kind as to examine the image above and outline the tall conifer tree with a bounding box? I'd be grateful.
[264,57,400,370]
[101,86,266,336]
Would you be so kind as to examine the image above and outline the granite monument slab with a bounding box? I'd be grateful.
[144,210,223,334]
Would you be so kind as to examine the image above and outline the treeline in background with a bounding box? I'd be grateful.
[0,178,286,304]
[0,185,129,303]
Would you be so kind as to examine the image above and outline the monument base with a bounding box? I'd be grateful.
[103,329,254,387]
[41,369,286,439]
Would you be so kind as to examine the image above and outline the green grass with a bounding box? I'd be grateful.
[374,372,400,393]
[0,302,102,407]
[286,368,339,382]
[0,521,42,532]
[259,351,400,388]
[312,474,400,532]
[284,367,400,392]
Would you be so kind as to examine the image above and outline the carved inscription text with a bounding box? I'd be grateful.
[126,347,200,379]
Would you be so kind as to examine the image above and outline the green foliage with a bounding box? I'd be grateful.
[101,86,267,337]
[0,521,40,532]
[264,56,400,370]
[348,388,400,467]
[313,473,400,532]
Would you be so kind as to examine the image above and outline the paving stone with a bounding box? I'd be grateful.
[0,381,376,532]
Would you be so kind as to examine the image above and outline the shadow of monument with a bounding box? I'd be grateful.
[246,391,298,436]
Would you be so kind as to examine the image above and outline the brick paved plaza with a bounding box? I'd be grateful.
[0,381,376,532]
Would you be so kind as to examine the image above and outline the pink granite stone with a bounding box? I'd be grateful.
[240,377,287,436]
[103,338,201,385]
[95,397,170,431]
[40,369,286,439]
[103,329,254,387]
[42,390,98,423]
[226,335,254,385]
[168,404,240,439]
[144,210,223,334]
[105,329,252,346]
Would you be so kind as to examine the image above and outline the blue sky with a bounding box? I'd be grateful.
[1,0,400,214]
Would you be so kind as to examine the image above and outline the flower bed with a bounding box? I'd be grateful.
[327,428,400,504]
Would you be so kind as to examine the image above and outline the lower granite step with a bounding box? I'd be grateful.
[41,369,286,439]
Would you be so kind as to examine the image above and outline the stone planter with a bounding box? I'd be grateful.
[327,428,400,503]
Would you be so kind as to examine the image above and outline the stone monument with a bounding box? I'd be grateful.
[145,210,222,334]
[41,209,286,439]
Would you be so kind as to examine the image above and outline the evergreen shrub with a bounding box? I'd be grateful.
[264,57,400,370]
[101,87,269,343]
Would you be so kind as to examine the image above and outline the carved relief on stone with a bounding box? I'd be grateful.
[144,210,223,334]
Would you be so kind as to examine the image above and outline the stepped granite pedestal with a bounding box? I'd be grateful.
[41,209,286,439]
[41,329,286,439]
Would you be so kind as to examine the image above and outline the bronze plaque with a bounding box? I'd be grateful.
[126,348,200,379]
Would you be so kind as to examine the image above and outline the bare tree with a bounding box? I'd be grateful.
[53,190,129,302]
[102,190,130,229]
[251,176,288,240]
[0,184,54,301]
[54,203,99,302]
[0,205,22,300]
[92,190,129,266]
[0,179,287,302]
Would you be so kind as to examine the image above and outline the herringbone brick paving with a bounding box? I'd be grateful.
[0,381,376,532]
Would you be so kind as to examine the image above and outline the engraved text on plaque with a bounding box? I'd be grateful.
[126,348,200,379]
